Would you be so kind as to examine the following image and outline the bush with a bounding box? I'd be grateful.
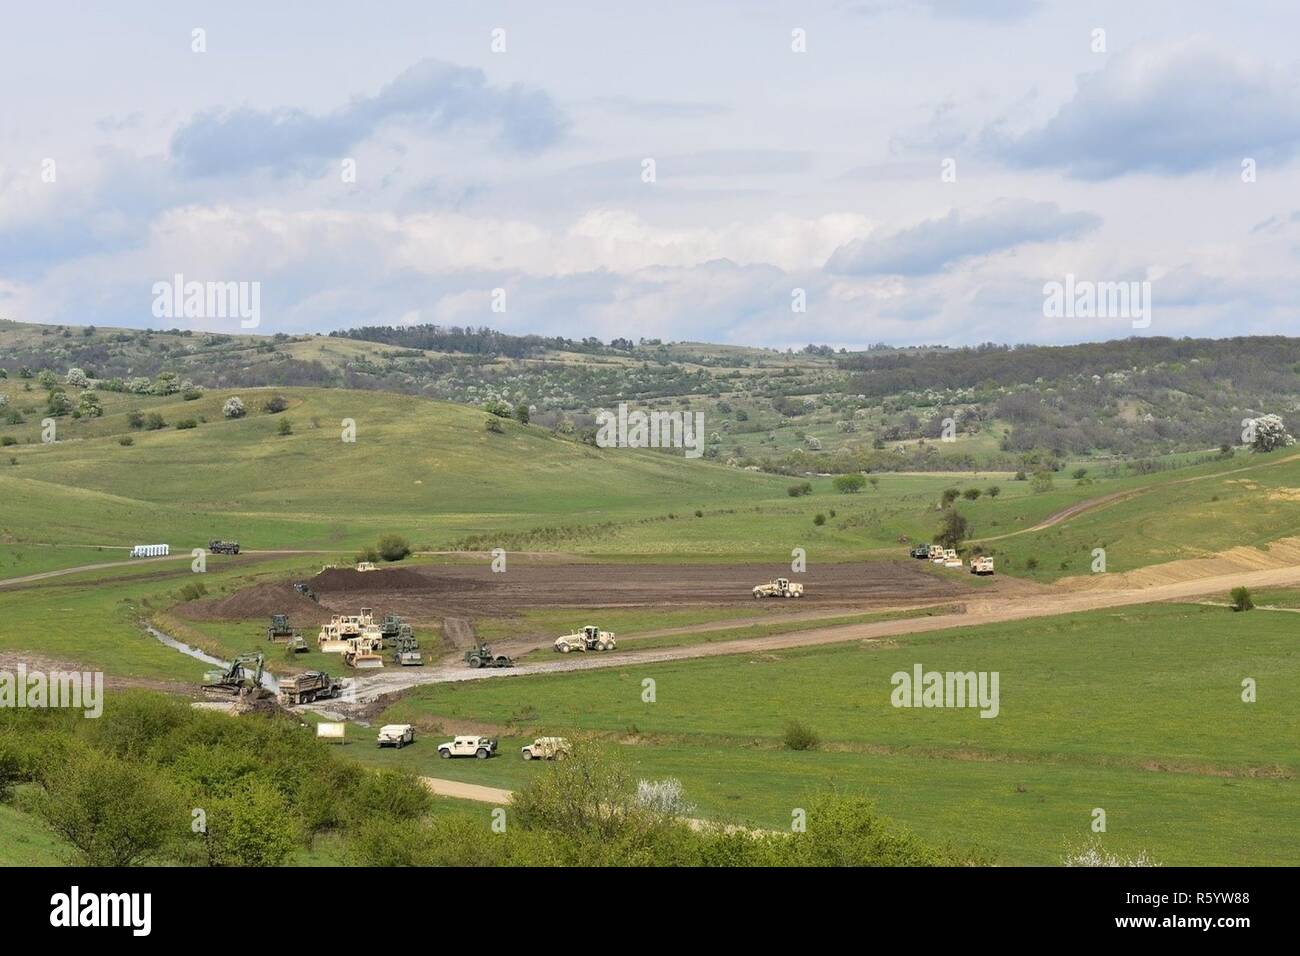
[987,486,1001,498]
[1030,471,1054,493]
[264,394,289,414]
[182,388,203,401]
[941,487,961,507]
[177,581,207,601]
[787,482,813,497]
[276,418,293,436]
[962,488,981,500]
[118,436,134,446]
[0,436,15,447]
[485,417,503,433]
[1230,586,1254,612]
[127,410,145,429]
[175,418,198,430]
[782,720,820,751]
[356,547,379,564]
[832,474,866,494]
[813,513,826,526]
[376,534,411,562]
[222,396,246,419]
[937,508,968,548]
[144,412,167,431]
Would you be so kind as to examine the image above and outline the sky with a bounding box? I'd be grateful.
[2,0,1300,348]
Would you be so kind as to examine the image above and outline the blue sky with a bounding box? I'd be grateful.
[2,0,1299,347]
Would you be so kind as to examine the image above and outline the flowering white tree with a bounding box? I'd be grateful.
[65,367,89,388]
[1248,414,1294,453]
[222,396,246,419]
[1062,838,1159,867]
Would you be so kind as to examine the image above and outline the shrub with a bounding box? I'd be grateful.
[938,508,968,548]
[513,404,530,425]
[222,396,246,419]
[940,488,961,507]
[144,412,167,430]
[782,720,820,751]
[485,417,503,433]
[118,436,134,446]
[264,394,289,414]
[832,474,866,494]
[787,482,813,497]
[635,778,696,817]
[376,534,411,562]
[0,436,15,447]
[276,418,293,436]
[1030,471,1054,493]
[175,418,198,430]
[813,513,826,526]
[182,388,203,401]
[962,488,981,500]
[356,547,379,564]
[65,367,89,388]
[127,410,145,429]
[1230,586,1254,612]
[987,486,1001,498]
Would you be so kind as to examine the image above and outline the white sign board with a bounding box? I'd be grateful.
[316,722,346,741]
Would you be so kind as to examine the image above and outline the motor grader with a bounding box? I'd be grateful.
[753,577,804,599]
[554,625,616,653]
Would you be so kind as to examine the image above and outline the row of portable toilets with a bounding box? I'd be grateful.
[130,544,171,557]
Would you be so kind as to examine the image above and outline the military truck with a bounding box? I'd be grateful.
[910,544,933,559]
[520,736,571,761]
[554,625,616,653]
[970,556,995,576]
[376,724,415,749]
[437,735,498,759]
[464,642,513,668]
[278,671,343,705]
[208,539,240,555]
[752,577,804,599]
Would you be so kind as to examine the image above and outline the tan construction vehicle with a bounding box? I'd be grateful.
[278,671,343,705]
[929,544,947,563]
[970,556,995,576]
[943,548,963,569]
[554,625,616,653]
[521,736,571,761]
[343,634,384,669]
[317,609,378,652]
[355,561,378,572]
[753,577,804,599]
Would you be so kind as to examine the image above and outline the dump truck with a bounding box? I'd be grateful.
[554,625,616,653]
[464,642,513,669]
[266,614,300,642]
[278,671,343,705]
[208,539,240,555]
[521,736,571,761]
[970,556,995,576]
[753,577,804,599]
[202,653,263,694]
[376,724,415,749]
[393,634,424,666]
[437,735,498,759]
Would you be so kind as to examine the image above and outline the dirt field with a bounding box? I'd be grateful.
[291,560,975,622]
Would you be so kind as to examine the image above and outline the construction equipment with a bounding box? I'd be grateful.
[943,548,963,569]
[356,561,378,572]
[910,544,932,559]
[343,634,384,669]
[930,545,947,563]
[286,634,309,653]
[554,625,616,653]
[392,634,424,666]
[202,653,264,694]
[377,724,415,749]
[266,613,300,642]
[379,613,405,641]
[437,735,498,759]
[464,642,513,669]
[208,539,240,555]
[293,582,318,603]
[970,556,995,576]
[278,671,343,705]
[752,577,804,599]
[521,737,571,761]
[317,609,378,651]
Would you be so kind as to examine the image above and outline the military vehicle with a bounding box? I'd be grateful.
[970,556,995,576]
[266,614,299,642]
[355,561,378,572]
[376,724,415,749]
[437,735,498,759]
[278,671,343,705]
[393,634,424,666]
[208,539,240,555]
[752,577,804,599]
[521,736,571,761]
[910,544,933,559]
[293,582,318,602]
[464,642,513,668]
[554,625,616,653]
[202,653,263,694]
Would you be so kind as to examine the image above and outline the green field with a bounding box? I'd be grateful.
[352,601,1300,865]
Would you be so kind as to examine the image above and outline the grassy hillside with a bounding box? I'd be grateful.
[360,601,1300,864]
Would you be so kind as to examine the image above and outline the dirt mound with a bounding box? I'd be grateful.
[1059,536,1300,591]
[175,583,331,624]
[311,566,433,592]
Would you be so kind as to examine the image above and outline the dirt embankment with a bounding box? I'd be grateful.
[1059,536,1300,590]
[173,583,331,624]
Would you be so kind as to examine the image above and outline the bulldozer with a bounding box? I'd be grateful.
[554,625,616,653]
[266,613,300,643]
[343,634,384,669]
[464,642,513,669]
[317,609,378,652]
[293,582,318,603]
[202,653,264,694]
[392,634,424,666]
[379,613,406,641]
[752,577,804,599]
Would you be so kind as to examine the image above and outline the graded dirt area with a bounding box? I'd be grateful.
[293,560,975,621]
